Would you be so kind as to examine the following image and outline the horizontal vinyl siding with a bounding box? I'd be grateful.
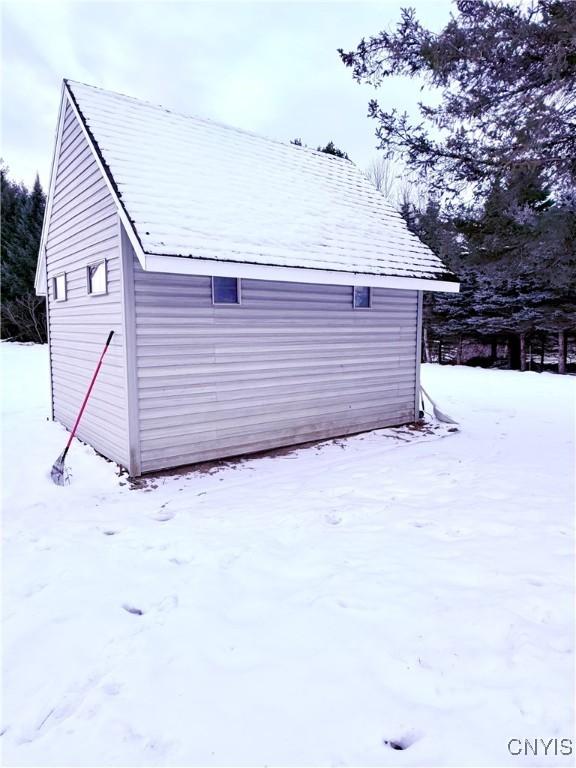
[45,101,129,468]
[133,252,418,473]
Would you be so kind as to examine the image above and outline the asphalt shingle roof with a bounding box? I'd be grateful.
[67,80,456,284]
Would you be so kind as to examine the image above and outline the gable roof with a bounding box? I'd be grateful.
[36,80,459,294]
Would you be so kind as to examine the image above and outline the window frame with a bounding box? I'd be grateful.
[353,285,372,310]
[211,276,241,305]
[53,273,67,302]
[86,260,108,296]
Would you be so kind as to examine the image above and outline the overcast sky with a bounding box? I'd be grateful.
[1,0,453,189]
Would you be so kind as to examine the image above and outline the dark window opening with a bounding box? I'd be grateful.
[353,286,371,309]
[212,276,240,304]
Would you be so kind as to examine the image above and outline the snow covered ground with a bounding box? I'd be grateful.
[1,342,574,767]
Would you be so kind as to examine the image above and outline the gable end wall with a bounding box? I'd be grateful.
[45,99,130,469]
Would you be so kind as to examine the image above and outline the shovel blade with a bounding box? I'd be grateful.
[432,405,459,425]
[51,455,69,486]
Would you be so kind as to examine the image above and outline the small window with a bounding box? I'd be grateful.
[212,276,240,304]
[353,286,371,309]
[53,273,67,302]
[87,260,107,295]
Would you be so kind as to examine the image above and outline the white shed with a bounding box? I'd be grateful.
[35,80,458,477]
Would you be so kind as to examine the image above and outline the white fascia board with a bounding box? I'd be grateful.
[35,84,68,296]
[36,252,48,296]
[145,253,460,293]
[62,86,147,272]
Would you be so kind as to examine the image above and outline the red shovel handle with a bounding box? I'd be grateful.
[61,330,114,460]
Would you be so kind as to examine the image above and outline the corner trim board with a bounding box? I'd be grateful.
[414,290,423,420]
[119,222,142,476]
[44,247,55,421]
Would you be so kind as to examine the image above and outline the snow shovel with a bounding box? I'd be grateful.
[420,385,459,425]
[51,330,114,485]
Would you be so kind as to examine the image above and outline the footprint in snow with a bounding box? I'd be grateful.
[122,604,144,616]
[103,682,122,696]
[383,731,421,751]
[384,739,406,751]
[156,594,178,613]
[23,582,47,598]
[151,505,175,522]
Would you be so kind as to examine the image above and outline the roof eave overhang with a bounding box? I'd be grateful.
[144,253,460,293]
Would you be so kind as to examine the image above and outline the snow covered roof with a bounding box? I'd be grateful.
[39,80,459,292]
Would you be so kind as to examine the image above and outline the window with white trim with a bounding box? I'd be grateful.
[212,276,240,304]
[87,260,107,295]
[353,286,371,309]
[53,273,67,302]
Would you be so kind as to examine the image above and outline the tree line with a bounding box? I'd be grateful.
[341,0,575,373]
[1,164,47,343]
[400,175,575,373]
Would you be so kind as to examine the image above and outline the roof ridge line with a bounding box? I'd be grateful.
[64,78,355,167]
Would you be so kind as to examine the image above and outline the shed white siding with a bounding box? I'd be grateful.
[127,242,419,474]
[45,101,130,468]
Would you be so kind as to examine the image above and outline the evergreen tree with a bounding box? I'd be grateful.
[401,172,575,371]
[316,141,350,161]
[290,138,351,160]
[1,164,47,342]
[461,171,575,369]
[339,0,576,197]
[1,165,27,299]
